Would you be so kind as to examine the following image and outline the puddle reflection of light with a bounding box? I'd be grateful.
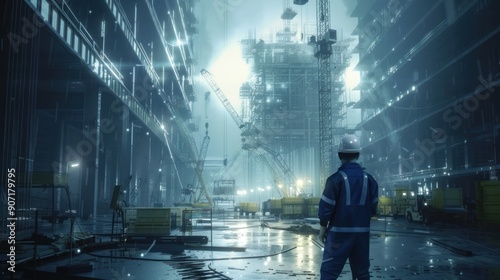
[306,236,315,270]
[384,266,397,271]
[237,229,247,247]
[297,240,303,268]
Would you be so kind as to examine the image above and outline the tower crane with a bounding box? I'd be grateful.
[200,69,301,197]
[316,0,336,191]
[296,0,337,191]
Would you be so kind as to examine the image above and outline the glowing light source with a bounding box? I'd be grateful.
[296,179,304,187]
[345,66,360,89]
[207,42,250,113]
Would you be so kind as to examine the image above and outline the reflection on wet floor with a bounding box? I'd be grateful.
[2,214,500,279]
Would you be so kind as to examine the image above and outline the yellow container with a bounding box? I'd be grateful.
[283,205,301,215]
[170,207,192,228]
[379,196,392,205]
[193,203,211,208]
[478,181,500,202]
[476,181,500,225]
[281,197,304,217]
[305,197,320,205]
[377,197,393,215]
[240,202,258,213]
[305,204,319,217]
[126,207,170,235]
[281,197,304,204]
[394,187,410,200]
[482,202,500,220]
[293,205,303,215]
[239,202,247,208]
[270,199,282,209]
[431,188,463,210]
[304,197,320,217]
[478,181,500,187]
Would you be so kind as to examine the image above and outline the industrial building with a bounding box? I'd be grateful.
[353,0,500,197]
[1,0,499,279]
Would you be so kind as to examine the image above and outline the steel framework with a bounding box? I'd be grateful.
[316,0,334,189]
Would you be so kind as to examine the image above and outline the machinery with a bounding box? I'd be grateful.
[193,122,211,204]
[405,188,466,225]
[391,186,413,218]
[404,195,430,224]
[200,68,301,198]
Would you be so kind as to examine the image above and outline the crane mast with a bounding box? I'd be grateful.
[194,123,211,203]
[315,0,335,190]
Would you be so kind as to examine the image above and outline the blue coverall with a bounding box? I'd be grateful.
[318,162,379,280]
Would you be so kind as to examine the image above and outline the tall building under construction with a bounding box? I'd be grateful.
[1,0,499,279]
[238,4,351,197]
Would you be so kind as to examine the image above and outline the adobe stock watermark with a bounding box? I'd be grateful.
[401,74,499,171]
[355,0,402,51]
[7,12,45,53]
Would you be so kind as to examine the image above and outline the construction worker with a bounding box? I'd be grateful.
[318,134,379,279]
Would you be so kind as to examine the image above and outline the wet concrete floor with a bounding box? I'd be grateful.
[3,212,500,279]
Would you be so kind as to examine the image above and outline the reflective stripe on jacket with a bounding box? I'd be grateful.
[318,162,379,232]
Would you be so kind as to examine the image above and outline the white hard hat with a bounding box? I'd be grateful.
[338,135,361,153]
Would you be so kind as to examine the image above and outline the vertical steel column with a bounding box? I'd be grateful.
[93,89,102,220]
[316,0,333,191]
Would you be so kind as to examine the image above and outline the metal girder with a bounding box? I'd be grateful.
[201,69,246,129]
[259,145,300,195]
[254,148,290,198]
[194,127,211,203]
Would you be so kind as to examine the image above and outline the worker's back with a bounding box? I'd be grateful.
[320,162,377,232]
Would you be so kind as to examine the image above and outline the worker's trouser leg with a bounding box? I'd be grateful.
[348,232,370,280]
[320,232,352,280]
[320,232,370,280]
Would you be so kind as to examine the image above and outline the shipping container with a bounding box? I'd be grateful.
[304,197,320,217]
[125,207,170,236]
[281,197,304,218]
[476,181,500,226]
